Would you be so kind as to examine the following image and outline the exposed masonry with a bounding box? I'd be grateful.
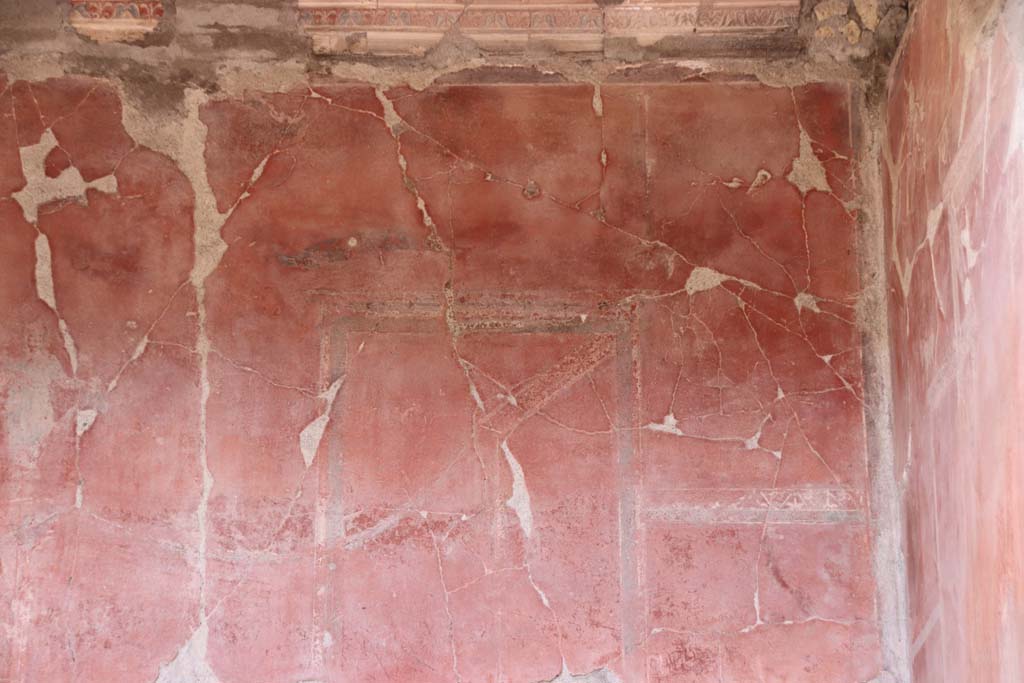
[1,15,912,680]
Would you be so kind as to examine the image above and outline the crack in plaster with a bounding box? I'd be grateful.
[117,87,273,678]
[425,520,464,683]
[148,89,279,649]
[645,412,783,460]
[105,280,190,393]
[72,408,98,510]
[72,408,97,508]
[0,46,922,683]
[891,201,944,300]
[306,76,857,341]
[185,93,218,642]
[298,376,344,468]
[33,234,78,374]
[720,198,800,292]
[374,88,448,252]
[0,67,897,681]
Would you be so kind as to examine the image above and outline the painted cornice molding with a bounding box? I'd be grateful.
[296,0,800,54]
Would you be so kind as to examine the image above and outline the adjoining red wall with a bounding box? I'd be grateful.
[884,0,1024,680]
[1,73,881,681]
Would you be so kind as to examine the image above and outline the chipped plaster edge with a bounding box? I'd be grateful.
[852,85,912,683]
[0,49,866,102]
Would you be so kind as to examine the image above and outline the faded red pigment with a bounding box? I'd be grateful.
[884,0,1024,680]
[1,77,882,681]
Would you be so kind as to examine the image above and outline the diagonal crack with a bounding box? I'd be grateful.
[375,88,449,252]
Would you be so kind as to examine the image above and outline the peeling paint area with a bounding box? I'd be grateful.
[0,72,884,682]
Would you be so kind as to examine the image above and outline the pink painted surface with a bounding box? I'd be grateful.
[884,0,1024,680]
[1,74,881,681]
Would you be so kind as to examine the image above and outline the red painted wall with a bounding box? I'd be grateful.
[1,73,880,681]
[884,0,1024,679]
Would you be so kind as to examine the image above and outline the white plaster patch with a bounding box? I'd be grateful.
[787,126,831,195]
[299,377,344,468]
[75,408,98,437]
[591,83,603,117]
[33,233,57,310]
[154,622,220,683]
[794,291,822,313]
[107,336,150,392]
[685,266,730,295]
[12,130,118,224]
[183,90,239,293]
[500,440,533,538]
[645,413,683,436]
[749,168,773,193]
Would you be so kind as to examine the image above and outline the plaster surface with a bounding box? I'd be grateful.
[0,69,888,682]
[883,0,1024,679]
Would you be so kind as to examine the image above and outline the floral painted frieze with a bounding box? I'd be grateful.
[67,1,165,42]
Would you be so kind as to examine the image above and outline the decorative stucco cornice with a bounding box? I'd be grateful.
[296,0,800,55]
